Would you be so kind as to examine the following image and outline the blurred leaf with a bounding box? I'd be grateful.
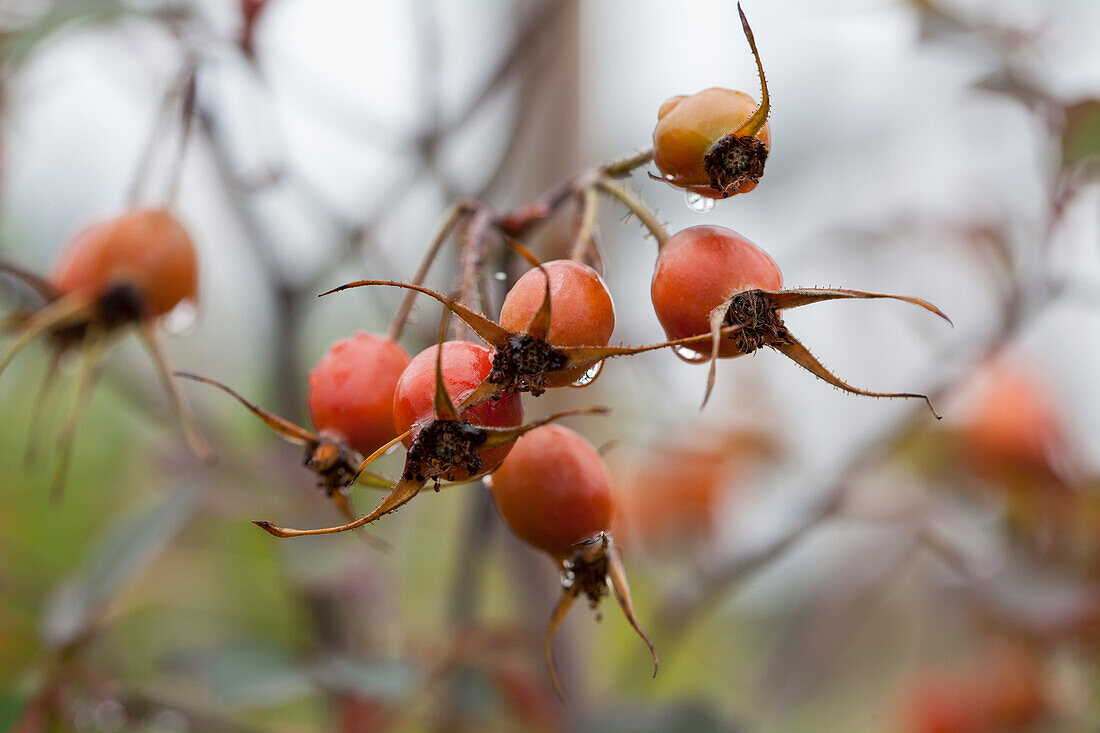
[209,644,314,708]
[1062,100,1100,171]
[40,488,198,648]
[311,656,417,702]
[0,689,30,731]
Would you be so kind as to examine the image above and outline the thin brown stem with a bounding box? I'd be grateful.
[454,207,495,340]
[165,60,198,207]
[387,203,471,342]
[569,186,599,263]
[127,65,190,206]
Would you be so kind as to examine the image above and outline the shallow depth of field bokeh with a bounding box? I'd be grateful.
[2,1,1100,731]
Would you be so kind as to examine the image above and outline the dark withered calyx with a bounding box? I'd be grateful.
[722,289,791,354]
[303,439,360,493]
[403,419,488,484]
[487,333,569,396]
[563,534,611,612]
[704,133,768,198]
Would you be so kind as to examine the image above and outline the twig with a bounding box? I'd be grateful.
[569,186,599,263]
[387,203,473,342]
[595,177,670,248]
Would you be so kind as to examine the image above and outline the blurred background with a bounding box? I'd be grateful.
[1,0,1099,730]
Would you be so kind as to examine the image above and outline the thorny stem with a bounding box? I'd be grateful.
[595,177,670,248]
[495,148,654,238]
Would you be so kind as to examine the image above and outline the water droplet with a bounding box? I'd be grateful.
[571,360,604,387]
[162,299,199,337]
[481,474,493,489]
[560,570,576,589]
[685,191,715,213]
[493,271,507,281]
[671,344,709,364]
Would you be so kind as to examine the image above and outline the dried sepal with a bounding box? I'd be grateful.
[139,324,215,463]
[524,263,553,342]
[0,293,94,378]
[24,348,64,468]
[479,406,610,449]
[322,279,513,350]
[254,475,421,538]
[327,489,392,552]
[0,260,63,301]
[766,287,952,325]
[432,308,461,422]
[702,2,771,196]
[354,469,397,490]
[544,587,577,700]
[499,236,553,341]
[605,538,659,680]
[732,2,769,140]
[258,406,611,537]
[174,371,317,444]
[694,287,949,417]
[773,338,942,418]
[703,306,727,407]
[543,532,657,699]
[49,328,108,502]
[176,370,392,546]
[326,278,568,398]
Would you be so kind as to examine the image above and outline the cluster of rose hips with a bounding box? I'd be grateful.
[0,5,950,695]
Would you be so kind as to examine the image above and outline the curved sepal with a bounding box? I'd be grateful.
[174,371,316,445]
[50,329,107,503]
[544,587,577,700]
[764,288,952,326]
[772,336,941,418]
[606,537,659,681]
[480,406,611,449]
[321,279,513,349]
[732,3,769,139]
[433,309,461,422]
[351,429,413,484]
[254,476,422,538]
[141,326,216,464]
[0,260,62,301]
[329,490,391,551]
[499,240,552,341]
[0,293,94,379]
